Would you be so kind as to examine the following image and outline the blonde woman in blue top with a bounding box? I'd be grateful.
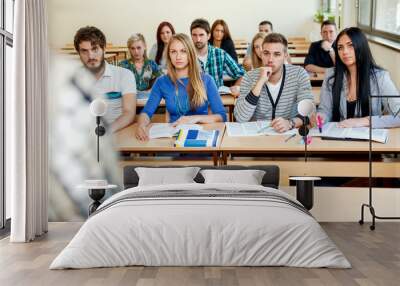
[119,33,162,91]
[135,33,226,141]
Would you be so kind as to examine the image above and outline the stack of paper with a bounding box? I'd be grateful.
[309,122,388,143]
[225,121,297,136]
[218,86,231,95]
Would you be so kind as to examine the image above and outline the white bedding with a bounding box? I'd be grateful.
[50,183,351,269]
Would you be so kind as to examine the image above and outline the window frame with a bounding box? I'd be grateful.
[357,0,400,43]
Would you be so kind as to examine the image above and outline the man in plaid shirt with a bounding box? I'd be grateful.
[190,18,244,97]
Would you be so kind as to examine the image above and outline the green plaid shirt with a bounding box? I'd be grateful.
[199,44,244,87]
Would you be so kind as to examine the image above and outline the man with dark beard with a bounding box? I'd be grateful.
[74,26,136,132]
[190,19,244,97]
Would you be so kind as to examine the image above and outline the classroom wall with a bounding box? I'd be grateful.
[46,0,320,48]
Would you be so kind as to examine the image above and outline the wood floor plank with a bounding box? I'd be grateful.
[0,222,399,286]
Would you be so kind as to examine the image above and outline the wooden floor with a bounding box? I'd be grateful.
[0,222,399,286]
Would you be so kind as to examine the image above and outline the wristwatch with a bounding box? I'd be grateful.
[288,119,295,130]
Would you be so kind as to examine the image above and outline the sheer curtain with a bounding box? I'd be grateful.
[8,0,48,242]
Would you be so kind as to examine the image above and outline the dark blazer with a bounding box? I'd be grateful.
[304,40,334,68]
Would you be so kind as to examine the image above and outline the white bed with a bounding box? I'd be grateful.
[50,182,351,269]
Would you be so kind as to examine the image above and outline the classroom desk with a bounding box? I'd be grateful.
[235,43,249,49]
[291,57,305,66]
[288,49,309,57]
[219,128,400,184]
[220,128,400,155]
[288,44,310,50]
[114,123,226,166]
[236,50,247,56]
[309,72,325,86]
[221,94,236,122]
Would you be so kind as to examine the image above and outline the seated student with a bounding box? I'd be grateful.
[242,32,267,71]
[305,20,337,74]
[258,20,273,34]
[74,26,136,132]
[149,22,176,72]
[190,18,244,97]
[135,33,227,141]
[234,33,313,133]
[243,20,273,70]
[318,27,400,128]
[119,33,162,91]
[209,19,238,63]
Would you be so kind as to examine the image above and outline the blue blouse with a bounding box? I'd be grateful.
[141,74,227,122]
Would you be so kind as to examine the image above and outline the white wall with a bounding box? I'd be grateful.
[370,43,400,88]
[47,0,319,48]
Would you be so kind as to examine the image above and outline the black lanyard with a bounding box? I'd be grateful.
[264,65,286,120]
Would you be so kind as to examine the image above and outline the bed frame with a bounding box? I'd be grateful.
[123,165,280,189]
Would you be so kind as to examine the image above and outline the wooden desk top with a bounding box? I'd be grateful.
[289,49,309,56]
[236,50,247,56]
[220,128,400,153]
[288,44,310,50]
[114,123,226,152]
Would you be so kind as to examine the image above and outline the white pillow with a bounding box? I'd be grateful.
[200,169,266,185]
[135,167,200,186]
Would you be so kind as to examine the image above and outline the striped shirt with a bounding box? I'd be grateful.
[199,44,244,88]
[234,64,313,122]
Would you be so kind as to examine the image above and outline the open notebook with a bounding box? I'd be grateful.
[148,123,203,139]
[226,121,297,136]
[309,122,388,143]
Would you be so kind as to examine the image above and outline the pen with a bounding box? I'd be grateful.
[316,114,323,133]
[285,133,296,142]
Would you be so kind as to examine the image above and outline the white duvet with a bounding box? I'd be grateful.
[50,183,351,269]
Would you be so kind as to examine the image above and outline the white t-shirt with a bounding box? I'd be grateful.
[266,76,283,103]
[198,52,208,66]
[92,62,136,124]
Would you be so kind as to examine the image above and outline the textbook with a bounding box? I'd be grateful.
[174,129,220,147]
[148,123,203,139]
[226,121,297,137]
[309,122,388,143]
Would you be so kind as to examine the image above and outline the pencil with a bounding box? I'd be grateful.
[285,133,296,142]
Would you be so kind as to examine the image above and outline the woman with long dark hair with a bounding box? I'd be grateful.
[149,22,176,72]
[318,27,399,128]
[209,19,238,62]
